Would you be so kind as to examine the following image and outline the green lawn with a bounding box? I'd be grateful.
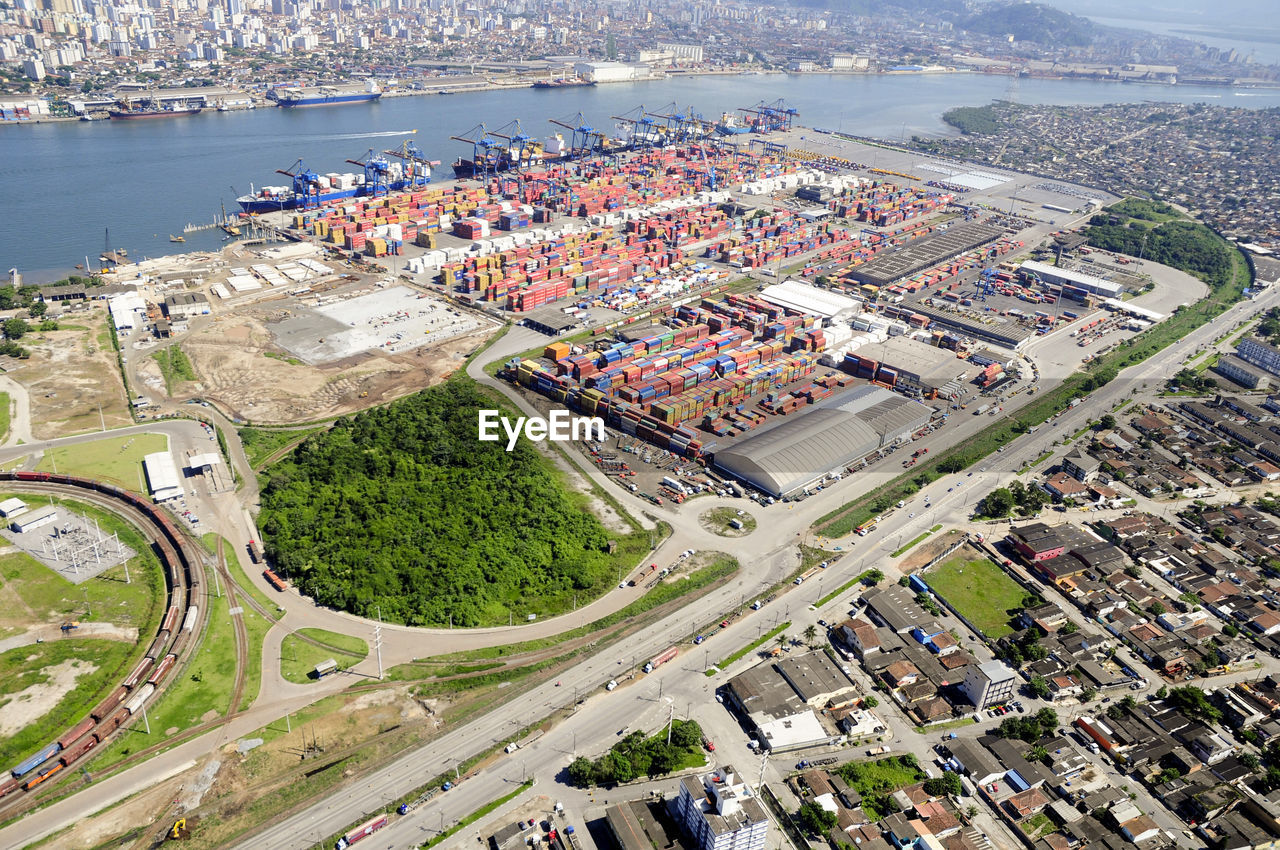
[296,627,369,658]
[280,631,367,684]
[35,432,169,491]
[238,426,325,469]
[0,391,10,443]
[0,639,136,771]
[925,556,1026,639]
[834,756,926,820]
[0,541,162,636]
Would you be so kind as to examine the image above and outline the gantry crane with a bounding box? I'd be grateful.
[275,159,325,209]
[489,119,539,172]
[549,112,606,160]
[613,104,664,149]
[740,98,799,133]
[346,149,394,197]
[450,123,504,180]
[382,139,441,185]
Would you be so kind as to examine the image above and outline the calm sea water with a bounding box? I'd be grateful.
[3,72,1279,282]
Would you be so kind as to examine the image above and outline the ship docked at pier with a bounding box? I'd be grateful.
[268,80,382,108]
[236,142,436,213]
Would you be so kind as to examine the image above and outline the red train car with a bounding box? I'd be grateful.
[90,686,129,722]
[122,656,155,690]
[160,605,181,635]
[95,707,129,740]
[147,655,176,687]
[59,734,97,767]
[56,717,96,751]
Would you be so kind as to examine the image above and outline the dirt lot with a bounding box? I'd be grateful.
[155,304,497,425]
[899,528,967,572]
[7,308,133,440]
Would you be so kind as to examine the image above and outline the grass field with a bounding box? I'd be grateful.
[0,639,137,771]
[0,542,162,635]
[925,556,1025,639]
[281,629,368,684]
[835,756,926,820]
[699,507,756,537]
[35,433,169,491]
[0,391,10,443]
[238,426,325,469]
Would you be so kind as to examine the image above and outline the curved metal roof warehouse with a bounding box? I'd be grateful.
[713,386,931,497]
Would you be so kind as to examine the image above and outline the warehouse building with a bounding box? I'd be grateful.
[1019,260,1125,299]
[759,279,860,321]
[163,292,211,319]
[713,386,932,497]
[848,222,1005,288]
[1236,337,1280,379]
[906,304,1034,351]
[847,336,978,397]
[0,498,28,518]
[521,308,581,336]
[143,451,184,503]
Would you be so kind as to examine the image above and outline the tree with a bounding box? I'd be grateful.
[797,801,837,836]
[1147,601,1166,617]
[568,757,596,787]
[938,457,966,474]
[1080,687,1098,703]
[1029,676,1051,699]
[670,720,701,750]
[1029,745,1049,764]
[983,488,1015,518]
[776,633,788,648]
[1035,707,1059,732]
[3,318,29,340]
[1099,414,1116,431]
[864,569,885,586]
[1241,751,1261,771]
[804,624,818,646]
[1060,620,1079,635]
[1166,686,1221,723]
[28,300,47,318]
[862,695,878,709]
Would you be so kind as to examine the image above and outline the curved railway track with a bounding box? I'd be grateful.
[0,473,204,819]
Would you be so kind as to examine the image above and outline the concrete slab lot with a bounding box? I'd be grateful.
[271,285,482,364]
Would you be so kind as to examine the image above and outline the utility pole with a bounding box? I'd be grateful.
[665,700,675,745]
[375,606,384,680]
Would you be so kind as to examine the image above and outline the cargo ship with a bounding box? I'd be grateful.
[532,77,596,89]
[108,103,203,120]
[270,81,382,108]
[714,112,752,135]
[237,150,433,213]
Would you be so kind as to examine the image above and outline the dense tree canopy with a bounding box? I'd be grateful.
[260,379,619,626]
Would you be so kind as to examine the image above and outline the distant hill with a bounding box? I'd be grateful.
[961,2,1097,46]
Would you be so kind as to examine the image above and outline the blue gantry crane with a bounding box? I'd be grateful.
[275,159,325,209]
[450,123,505,180]
[382,139,440,185]
[346,149,394,197]
[489,119,538,171]
[613,105,664,149]
[549,112,606,160]
[741,99,799,133]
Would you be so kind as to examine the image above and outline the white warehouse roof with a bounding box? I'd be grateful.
[759,280,859,321]
[143,451,183,502]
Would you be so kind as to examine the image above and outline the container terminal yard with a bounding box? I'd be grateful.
[0,103,1229,850]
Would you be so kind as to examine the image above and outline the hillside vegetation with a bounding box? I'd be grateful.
[259,378,638,627]
[1084,199,1242,292]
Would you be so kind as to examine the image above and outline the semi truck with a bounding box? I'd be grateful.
[644,646,678,673]
[335,815,388,849]
[973,404,990,415]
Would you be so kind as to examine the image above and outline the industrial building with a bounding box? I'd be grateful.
[10,505,58,534]
[712,386,932,496]
[758,280,860,322]
[0,498,28,518]
[905,303,1035,351]
[845,336,977,397]
[143,451,183,503]
[572,61,650,83]
[107,291,147,331]
[163,292,211,319]
[723,652,853,752]
[520,307,581,336]
[848,222,1005,288]
[1019,260,1126,299]
[674,767,769,850]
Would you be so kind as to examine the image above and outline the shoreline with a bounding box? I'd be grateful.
[7,66,1278,127]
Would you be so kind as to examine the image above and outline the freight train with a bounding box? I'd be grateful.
[0,471,201,804]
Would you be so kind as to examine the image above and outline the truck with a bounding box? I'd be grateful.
[644,646,678,674]
[974,404,990,416]
[313,658,338,679]
[335,815,388,849]
[247,540,264,565]
[867,745,892,756]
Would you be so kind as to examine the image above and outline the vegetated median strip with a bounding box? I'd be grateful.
[713,621,791,674]
[891,533,932,558]
[816,569,876,609]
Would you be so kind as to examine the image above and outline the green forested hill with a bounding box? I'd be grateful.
[259,379,624,626]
